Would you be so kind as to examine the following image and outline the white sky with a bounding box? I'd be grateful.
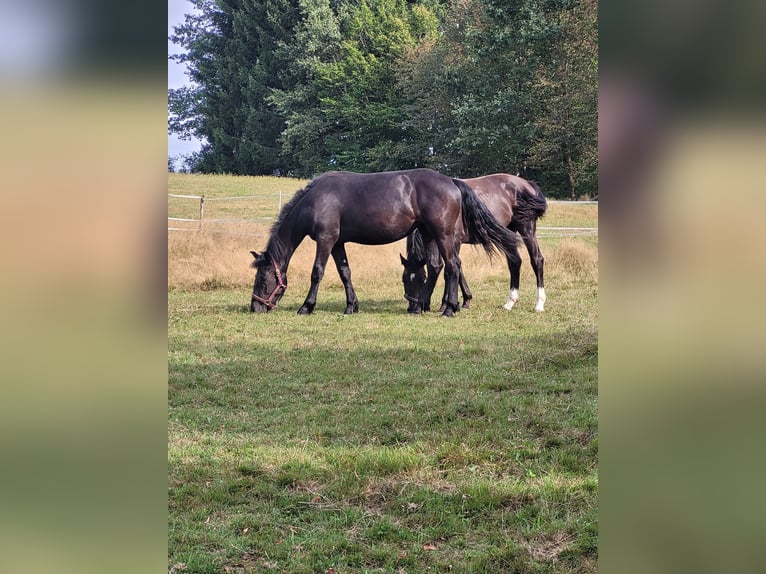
[168,0,203,160]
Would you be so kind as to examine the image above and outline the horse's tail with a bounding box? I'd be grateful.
[513,180,548,225]
[453,178,518,261]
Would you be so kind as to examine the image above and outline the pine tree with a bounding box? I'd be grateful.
[169,0,302,174]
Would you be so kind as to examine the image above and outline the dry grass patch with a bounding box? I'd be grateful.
[520,530,577,562]
[168,226,267,289]
[168,224,413,292]
[548,238,598,282]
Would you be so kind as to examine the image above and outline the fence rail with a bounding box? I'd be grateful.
[548,200,598,205]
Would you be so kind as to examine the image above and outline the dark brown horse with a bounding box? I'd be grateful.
[401,173,547,313]
[249,169,519,317]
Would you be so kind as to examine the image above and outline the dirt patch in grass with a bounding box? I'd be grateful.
[223,552,268,573]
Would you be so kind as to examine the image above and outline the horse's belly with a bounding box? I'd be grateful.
[340,227,407,245]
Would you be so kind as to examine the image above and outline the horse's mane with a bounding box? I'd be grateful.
[263,178,318,263]
[407,228,428,263]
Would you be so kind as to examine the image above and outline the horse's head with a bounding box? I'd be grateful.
[250,250,287,312]
[400,253,427,314]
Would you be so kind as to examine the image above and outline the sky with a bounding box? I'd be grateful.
[168,0,203,162]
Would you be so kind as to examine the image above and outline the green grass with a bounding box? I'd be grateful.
[169,291,597,572]
[168,174,597,573]
[543,201,598,230]
[168,174,308,223]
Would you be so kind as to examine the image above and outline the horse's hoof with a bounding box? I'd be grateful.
[440,305,457,317]
[297,306,313,315]
[462,301,471,309]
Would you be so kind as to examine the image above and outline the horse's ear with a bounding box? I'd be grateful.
[400,253,408,266]
[250,250,260,259]
[250,251,260,268]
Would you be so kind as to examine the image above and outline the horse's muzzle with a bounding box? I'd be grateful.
[250,296,272,313]
[404,294,423,314]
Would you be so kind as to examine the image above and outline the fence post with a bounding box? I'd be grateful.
[199,195,205,230]
[278,190,282,214]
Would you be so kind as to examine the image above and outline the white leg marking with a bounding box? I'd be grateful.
[503,288,520,310]
[534,287,546,312]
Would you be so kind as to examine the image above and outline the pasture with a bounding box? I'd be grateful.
[168,174,598,573]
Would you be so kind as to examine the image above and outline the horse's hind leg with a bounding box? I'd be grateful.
[502,240,523,311]
[521,224,546,311]
[331,243,359,314]
[298,239,334,315]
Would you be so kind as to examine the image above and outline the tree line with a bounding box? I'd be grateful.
[169,0,597,198]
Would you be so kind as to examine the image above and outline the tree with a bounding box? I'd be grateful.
[265,0,446,176]
[527,0,598,198]
[169,0,302,174]
[267,0,344,176]
[396,0,541,177]
[395,0,597,196]
[168,0,597,190]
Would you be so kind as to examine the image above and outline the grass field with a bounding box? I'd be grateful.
[168,174,598,573]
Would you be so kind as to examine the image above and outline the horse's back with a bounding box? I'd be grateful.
[312,169,460,215]
[303,169,458,244]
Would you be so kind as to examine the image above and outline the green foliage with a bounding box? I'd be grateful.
[397,0,598,196]
[272,0,442,174]
[169,0,597,195]
[526,0,598,198]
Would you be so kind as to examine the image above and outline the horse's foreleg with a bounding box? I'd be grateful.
[438,260,472,312]
[298,241,333,315]
[502,242,522,311]
[458,265,472,309]
[422,241,443,312]
[440,257,462,317]
[521,225,546,312]
[437,241,461,317]
[331,243,359,314]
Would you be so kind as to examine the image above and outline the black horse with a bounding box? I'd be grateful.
[249,169,519,317]
[401,173,548,313]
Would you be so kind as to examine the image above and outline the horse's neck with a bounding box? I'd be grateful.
[270,220,306,272]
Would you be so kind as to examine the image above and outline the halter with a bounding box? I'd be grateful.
[251,257,286,310]
[404,293,423,306]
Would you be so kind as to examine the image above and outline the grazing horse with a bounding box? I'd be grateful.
[401,173,548,313]
[249,169,519,317]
